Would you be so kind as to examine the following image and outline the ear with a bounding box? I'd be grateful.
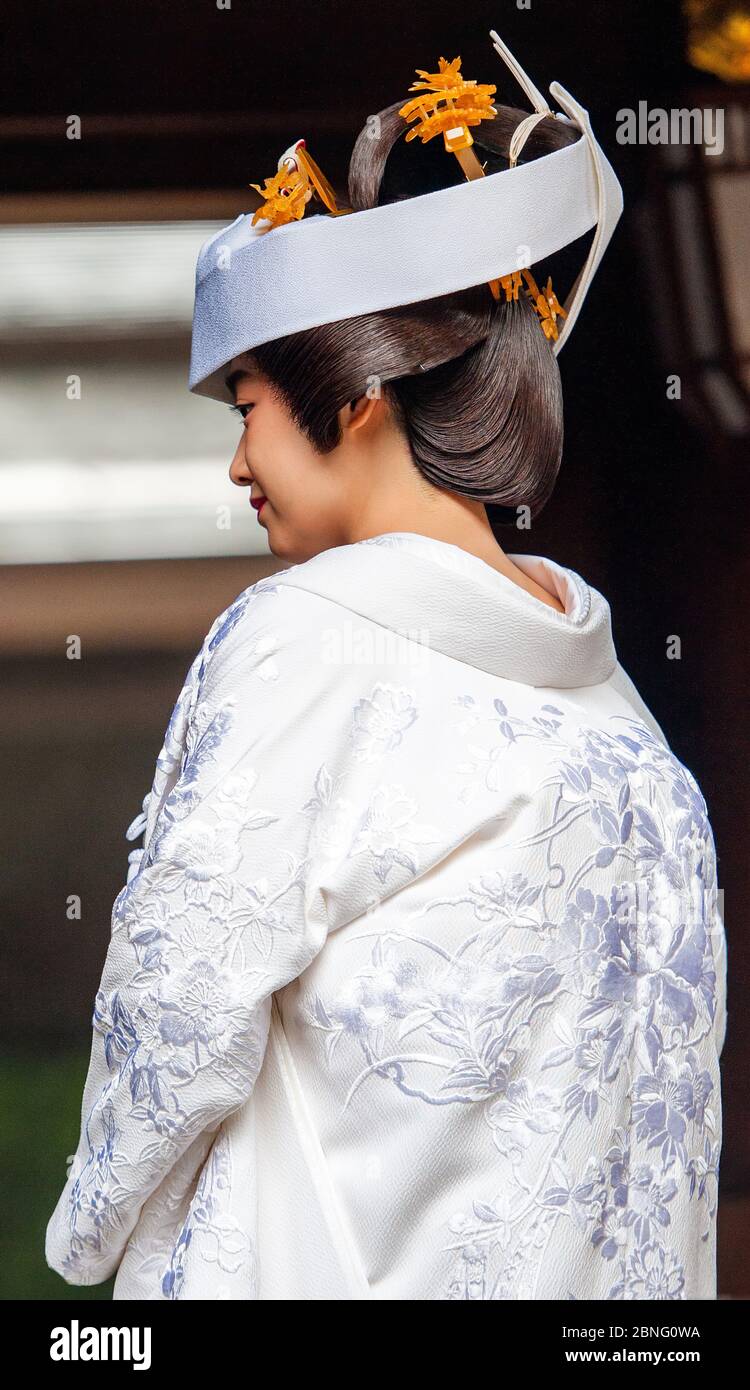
[340,392,380,434]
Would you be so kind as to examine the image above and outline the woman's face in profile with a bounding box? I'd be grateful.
[227,364,379,564]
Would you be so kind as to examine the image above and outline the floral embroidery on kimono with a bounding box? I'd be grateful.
[46,533,727,1299]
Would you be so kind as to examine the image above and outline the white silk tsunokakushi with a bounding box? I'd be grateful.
[188,30,625,405]
[45,532,727,1300]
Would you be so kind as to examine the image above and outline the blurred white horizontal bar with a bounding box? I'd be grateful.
[0,220,227,335]
[0,458,270,563]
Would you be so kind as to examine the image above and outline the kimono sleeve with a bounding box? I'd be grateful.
[45,601,330,1286]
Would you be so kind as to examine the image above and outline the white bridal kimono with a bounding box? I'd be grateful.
[46,531,728,1300]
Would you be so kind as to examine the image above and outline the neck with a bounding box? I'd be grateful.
[343,479,565,613]
[335,413,565,614]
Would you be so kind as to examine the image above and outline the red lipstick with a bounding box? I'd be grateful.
[250,495,267,516]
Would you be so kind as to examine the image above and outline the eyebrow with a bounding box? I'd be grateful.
[225,366,259,396]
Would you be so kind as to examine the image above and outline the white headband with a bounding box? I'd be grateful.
[189,29,623,404]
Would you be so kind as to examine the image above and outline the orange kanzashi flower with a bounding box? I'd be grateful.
[398,55,497,153]
[249,141,348,230]
[499,271,523,301]
[249,165,309,228]
[521,270,568,340]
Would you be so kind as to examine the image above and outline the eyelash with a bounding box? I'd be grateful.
[230,403,254,419]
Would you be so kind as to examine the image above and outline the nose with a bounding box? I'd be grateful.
[228,431,253,488]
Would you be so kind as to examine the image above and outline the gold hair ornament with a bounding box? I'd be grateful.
[398,56,502,299]
[249,139,350,228]
[499,269,568,341]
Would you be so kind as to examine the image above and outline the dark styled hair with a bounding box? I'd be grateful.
[243,100,582,525]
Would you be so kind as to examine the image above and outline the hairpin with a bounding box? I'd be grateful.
[249,139,350,229]
[399,55,566,339]
[499,269,568,340]
[398,56,503,300]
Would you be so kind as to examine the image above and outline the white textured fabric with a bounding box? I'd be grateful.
[188,33,624,403]
[46,533,727,1300]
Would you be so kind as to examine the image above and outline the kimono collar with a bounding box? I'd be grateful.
[272,531,618,689]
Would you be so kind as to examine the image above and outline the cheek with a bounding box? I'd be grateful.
[259,415,328,505]
[254,394,348,527]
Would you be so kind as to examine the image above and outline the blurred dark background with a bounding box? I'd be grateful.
[1,0,748,1298]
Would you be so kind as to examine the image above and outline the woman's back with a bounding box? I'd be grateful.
[46,532,727,1299]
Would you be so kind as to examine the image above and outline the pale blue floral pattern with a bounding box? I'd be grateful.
[45,536,727,1300]
[300,710,725,1299]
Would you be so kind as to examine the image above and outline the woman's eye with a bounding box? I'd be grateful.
[230,403,254,419]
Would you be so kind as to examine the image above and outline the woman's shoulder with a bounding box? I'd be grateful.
[195,562,347,706]
[201,541,378,662]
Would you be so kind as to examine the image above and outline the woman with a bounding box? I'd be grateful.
[46,34,727,1300]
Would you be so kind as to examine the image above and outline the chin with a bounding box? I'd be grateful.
[263,513,331,564]
[264,524,297,563]
[272,534,319,565]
